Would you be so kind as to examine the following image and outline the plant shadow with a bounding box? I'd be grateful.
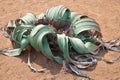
[18,49,62,75]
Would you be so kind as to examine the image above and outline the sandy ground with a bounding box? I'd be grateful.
[0,0,120,80]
